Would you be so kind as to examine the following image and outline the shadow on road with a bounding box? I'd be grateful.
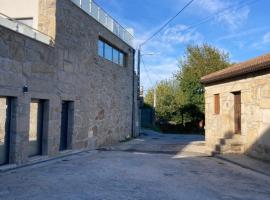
[100,129,208,158]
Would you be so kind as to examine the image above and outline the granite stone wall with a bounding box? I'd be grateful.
[0,0,137,165]
[205,72,270,161]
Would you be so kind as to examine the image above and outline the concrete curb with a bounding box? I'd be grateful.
[214,155,270,178]
[0,149,97,173]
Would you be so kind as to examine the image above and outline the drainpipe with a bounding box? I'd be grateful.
[131,49,136,138]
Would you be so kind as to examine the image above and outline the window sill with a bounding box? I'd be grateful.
[98,56,125,67]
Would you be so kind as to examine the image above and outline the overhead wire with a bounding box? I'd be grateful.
[141,56,154,86]
[139,0,195,47]
[174,0,260,35]
[140,0,261,87]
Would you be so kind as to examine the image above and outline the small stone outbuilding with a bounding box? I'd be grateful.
[201,53,270,161]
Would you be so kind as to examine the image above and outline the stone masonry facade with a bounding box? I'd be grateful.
[204,71,270,161]
[0,0,138,166]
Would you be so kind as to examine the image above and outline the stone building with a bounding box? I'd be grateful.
[201,53,270,161]
[0,0,139,167]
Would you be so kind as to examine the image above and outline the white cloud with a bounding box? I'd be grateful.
[137,24,203,92]
[217,27,269,41]
[194,0,250,30]
[126,28,135,36]
[135,0,252,92]
[263,32,270,43]
[141,58,179,91]
[162,25,203,44]
[138,24,203,53]
[252,31,270,49]
[196,0,224,12]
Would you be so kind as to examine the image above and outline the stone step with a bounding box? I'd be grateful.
[215,144,230,152]
[215,143,244,154]
[204,148,220,156]
[211,151,221,156]
[219,138,243,146]
[230,144,245,152]
[205,146,222,155]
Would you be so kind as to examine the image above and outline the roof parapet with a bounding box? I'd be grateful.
[0,13,54,46]
[71,0,134,47]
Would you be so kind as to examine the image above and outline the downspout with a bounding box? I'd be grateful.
[131,49,136,138]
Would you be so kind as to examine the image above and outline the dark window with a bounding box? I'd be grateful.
[60,101,74,151]
[119,52,124,66]
[233,92,241,134]
[105,43,113,61]
[98,39,125,66]
[0,97,16,165]
[98,40,104,57]
[214,94,220,114]
[113,49,119,64]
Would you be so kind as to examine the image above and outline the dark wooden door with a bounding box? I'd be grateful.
[60,102,69,151]
[234,92,241,134]
[0,97,11,165]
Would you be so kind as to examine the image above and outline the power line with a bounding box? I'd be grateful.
[139,0,195,48]
[141,56,165,82]
[141,57,154,86]
[177,0,260,35]
[139,0,261,90]
[141,0,258,49]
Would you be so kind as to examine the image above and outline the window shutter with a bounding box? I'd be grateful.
[214,94,220,114]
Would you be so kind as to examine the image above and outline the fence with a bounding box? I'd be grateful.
[71,0,134,47]
[141,108,155,128]
[0,13,53,45]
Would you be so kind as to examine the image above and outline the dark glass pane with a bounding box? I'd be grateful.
[119,52,124,66]
[98,40,104,57]
[0,97,9,165]
[113,49,119,64]
[105,43,113,61]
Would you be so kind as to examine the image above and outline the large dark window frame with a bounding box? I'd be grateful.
[98,39,126,67]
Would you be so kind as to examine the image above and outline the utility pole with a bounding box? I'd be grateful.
[137,48,141,99]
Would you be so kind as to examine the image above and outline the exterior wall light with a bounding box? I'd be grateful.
[23,85,28,93]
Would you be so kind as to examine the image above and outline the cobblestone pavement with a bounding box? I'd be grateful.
[0,130,269,200]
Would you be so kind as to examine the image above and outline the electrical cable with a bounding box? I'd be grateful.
[139,0,195,47]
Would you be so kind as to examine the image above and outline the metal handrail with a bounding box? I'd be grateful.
[0,12,54,46]
[71,0,134,47]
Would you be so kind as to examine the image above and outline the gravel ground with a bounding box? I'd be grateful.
[0,130,269,200]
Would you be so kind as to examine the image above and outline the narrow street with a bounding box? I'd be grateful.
[0,130,269,200]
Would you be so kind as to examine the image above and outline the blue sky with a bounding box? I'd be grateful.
[95,0,270,92]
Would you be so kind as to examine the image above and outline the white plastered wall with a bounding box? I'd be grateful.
[0,0,39,29]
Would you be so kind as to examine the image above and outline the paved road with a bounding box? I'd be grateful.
[0,130,269,200]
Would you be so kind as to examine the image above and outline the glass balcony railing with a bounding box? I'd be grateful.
[71,0,134,47]
[0,13,53,46]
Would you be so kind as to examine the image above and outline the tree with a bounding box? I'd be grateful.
[144,80,180,122]
[144,88,154,107]
[176,44,230,112]
[143,44,231,128]
[155,80,176,121]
